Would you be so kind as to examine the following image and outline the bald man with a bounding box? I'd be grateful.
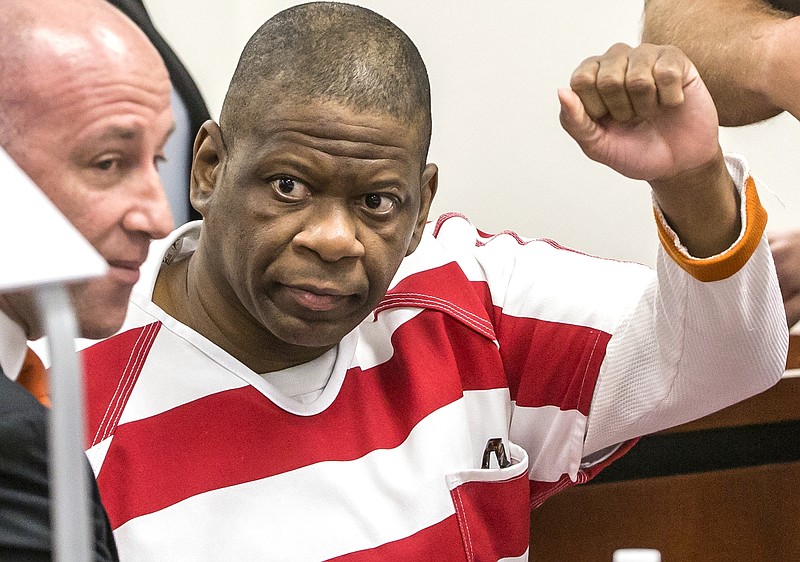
[0,0,173,559]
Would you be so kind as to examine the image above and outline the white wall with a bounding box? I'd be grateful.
[145,0,800,268]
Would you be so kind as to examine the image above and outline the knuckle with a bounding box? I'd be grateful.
[570,58,599,84]
[662,44,686,58]
[606,42,632,55]
[595,74,622,93]
[653,65,682,85]
[570,70,596,91]
[625,75,656,95]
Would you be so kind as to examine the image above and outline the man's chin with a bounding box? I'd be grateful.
[76,309,127,339]
[71,282,132,339]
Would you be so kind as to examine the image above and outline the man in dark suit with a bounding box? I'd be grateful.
[0,374,118,561]
[0,0,175,558]
[107,0,211,224]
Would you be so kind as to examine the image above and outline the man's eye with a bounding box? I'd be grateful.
[278,178,296,193]
[94,158,117,171]
[363,193,395,213]
[270,177,310,200]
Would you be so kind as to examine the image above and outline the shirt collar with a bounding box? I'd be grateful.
[133,220,201,300]
[0,308,27,381]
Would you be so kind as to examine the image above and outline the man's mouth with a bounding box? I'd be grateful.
[282,284,353,312]
[106,260,143,285]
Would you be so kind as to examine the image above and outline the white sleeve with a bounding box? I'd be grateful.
[583,155,789,456]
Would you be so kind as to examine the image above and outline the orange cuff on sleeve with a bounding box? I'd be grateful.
[655,176,767,283]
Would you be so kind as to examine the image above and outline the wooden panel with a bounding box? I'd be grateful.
[788,333,800,370]
[530,462,800,562]
[528,335,800,561]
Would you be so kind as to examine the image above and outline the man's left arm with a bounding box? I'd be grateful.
[558,43,789,455]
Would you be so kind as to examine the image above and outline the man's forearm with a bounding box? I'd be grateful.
[643,0,794,125]
[649,151,740,259]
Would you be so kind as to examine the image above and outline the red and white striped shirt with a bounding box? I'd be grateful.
[81,163,787,561]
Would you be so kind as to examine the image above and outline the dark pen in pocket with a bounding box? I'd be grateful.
[481,437,511,469]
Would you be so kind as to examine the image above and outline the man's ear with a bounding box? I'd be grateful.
[407,163,438,255]
[190,120,227,218]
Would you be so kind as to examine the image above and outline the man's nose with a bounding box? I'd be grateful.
[122,162,174,239]
[293,203,365,262]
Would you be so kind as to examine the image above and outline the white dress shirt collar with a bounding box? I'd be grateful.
[0,308,27,381]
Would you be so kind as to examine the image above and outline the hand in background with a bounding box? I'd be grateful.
[769,227,800,327]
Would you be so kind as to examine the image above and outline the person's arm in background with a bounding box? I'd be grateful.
[644,0,800,329]
[769,228,800,326]
[643,0,800,126]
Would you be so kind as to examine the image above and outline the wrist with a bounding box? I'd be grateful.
[650,152,741,258]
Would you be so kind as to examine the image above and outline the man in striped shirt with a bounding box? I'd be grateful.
[80,3,788,560]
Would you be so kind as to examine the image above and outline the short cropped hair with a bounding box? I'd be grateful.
[219,2,432,162]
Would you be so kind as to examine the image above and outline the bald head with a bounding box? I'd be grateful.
[0,0,174,340]
[0,0,167,146]
[219,1,432,161]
